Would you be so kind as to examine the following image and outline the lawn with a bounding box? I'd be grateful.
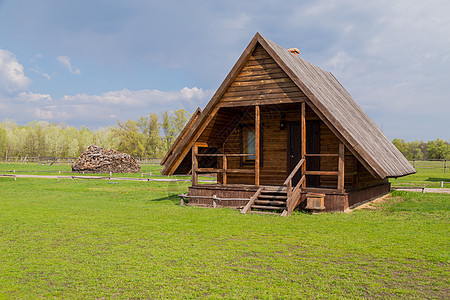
[0,165,448,298]
[390,160,450,188]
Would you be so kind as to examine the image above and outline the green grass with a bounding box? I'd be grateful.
[390,160,450,188]
[0,162,213,181]
[0,170,448,298]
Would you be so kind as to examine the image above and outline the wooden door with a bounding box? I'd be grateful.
[287,123,301,186]
[287,121,321,187]
[306,120,320,187]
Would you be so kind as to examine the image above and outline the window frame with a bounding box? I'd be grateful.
[239,123,263,167]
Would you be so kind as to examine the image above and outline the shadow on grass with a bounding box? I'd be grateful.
[425,177,449,182]
[147,194,181,205]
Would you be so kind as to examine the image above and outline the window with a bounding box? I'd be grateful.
[239,124,263,167]
[244,129,255,160]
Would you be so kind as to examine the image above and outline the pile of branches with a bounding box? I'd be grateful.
[72,145,141,173]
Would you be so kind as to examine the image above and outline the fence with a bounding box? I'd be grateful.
[410,159,448,173]
[0,156,161,165]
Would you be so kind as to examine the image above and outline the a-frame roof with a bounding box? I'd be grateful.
[161,33,415,178]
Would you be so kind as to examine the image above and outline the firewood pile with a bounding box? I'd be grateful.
[72,145,141,173]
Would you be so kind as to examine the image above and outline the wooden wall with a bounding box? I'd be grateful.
[219,45,307,108]
[222,108,300,185]
[317,123,388,190]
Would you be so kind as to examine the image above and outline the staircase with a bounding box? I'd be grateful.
[241,187,288,216]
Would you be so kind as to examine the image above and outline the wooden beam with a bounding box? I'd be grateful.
[338,142,345,191]
[161,107,201,166]
[195,153,254,157]
[305,153,339,157]
[166,105,220,175]
[192,145,198,186]
[195,142,208,148]
[224,169,256,174]
[197,168,220,173]
[222,155,227,185]
[305,171,339,176]
[255,105,260,186]
[284,158,305,186]
[241,187,263,214]
[219,97,306,108]
[301,102,306,188]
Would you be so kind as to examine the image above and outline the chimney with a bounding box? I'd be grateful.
[288,48,300,56]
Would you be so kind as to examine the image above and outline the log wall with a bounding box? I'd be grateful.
[188,184,258,208]
[219,45,307,107]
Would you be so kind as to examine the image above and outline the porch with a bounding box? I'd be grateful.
[185,182,390,213]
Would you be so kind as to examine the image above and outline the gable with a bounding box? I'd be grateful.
[220,44,307,107]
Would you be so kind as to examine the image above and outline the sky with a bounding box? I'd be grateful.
[0,0,449,141]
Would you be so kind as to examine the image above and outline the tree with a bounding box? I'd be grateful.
[427,139,450,159]
[392,138,408,158]
[161,109,189,151]
[112,120,145,157]
[0,127,6,159]
[137,114,162,158]
[408,141,423,160]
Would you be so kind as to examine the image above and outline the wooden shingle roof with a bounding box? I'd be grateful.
[161,33,415,178]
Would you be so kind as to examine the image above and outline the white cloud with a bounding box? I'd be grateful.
[16,91,52,102]
[1,87,213,128]
[180,87,205,99]
[57,55,81,75]
[62,87,211,107]
[42,73,53,80]
[34,108,55,119]
[0,49,32,93]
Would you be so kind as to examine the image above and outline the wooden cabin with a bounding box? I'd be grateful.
[161,33,415,215]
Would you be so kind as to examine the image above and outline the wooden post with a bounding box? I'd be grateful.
[222,154,227,185]
[338,142,345,192]
[255,105,260,187]
[287,180,292,199]
[192,145,198,186]
[301,102,306,188]
[444,160,447,173]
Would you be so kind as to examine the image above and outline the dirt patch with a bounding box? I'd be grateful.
[345,194,392,212]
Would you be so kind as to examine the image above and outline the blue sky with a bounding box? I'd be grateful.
[0,0,448,141]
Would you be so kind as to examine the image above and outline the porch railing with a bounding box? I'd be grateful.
[283,143,346,215]
[284,158,306,215]
[192,152,256,185]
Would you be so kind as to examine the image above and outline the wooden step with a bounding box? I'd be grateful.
[260,190,287,194]
[258,195,287,200]
[254,200,286,206]
[249,211,279,215]
[251,205,285,210]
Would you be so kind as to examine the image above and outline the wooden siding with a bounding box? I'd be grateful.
[188,184,258,208]
[219,105,322,186]
[220,45,306,107]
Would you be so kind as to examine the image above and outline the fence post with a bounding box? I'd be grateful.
[212,195,217,208]
[445,160,447,173]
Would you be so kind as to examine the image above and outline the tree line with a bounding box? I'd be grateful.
[0,109,189,159]
[0,114,448,161]
[392,138,450,160]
